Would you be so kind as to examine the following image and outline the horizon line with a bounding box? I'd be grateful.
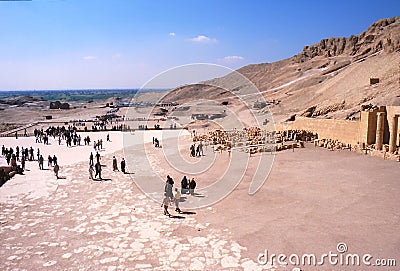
[0,88,171,92]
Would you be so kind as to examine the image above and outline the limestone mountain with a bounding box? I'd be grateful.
[163,16,400,123]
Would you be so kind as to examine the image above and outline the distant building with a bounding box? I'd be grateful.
[49,101,70,110]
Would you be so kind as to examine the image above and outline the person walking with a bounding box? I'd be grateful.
[95,161,102,179]
[54,164,60,179]
[161,193,171,217]
[120,158,126,174]
[198,141,204,156]
[189,178,197,195]
[112,156,118,171]
[89,165,94,180]
[181,176,189,194]
[174,188,181,213]
[95,152,100,163]
[21,156,25,171]
[89,152,94,166]
[39,155,44,170]
[48,155,53,167]
[164,175,174,199]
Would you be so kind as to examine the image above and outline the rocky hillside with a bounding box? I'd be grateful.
[295,17,400,62]
[163,16,400,123]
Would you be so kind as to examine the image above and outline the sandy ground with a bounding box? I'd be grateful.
[0,132,399,270]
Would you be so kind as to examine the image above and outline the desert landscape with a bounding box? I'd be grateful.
[0,8,399,271]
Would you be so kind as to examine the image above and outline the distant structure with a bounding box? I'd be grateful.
[191,113,226,120]
[279,105,400,154]
[50,101,70,110]
[117,101,178,107]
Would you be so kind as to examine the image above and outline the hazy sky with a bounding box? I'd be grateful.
[0,0,398,90]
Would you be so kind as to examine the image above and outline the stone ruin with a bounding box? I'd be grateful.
[50,101,70,110]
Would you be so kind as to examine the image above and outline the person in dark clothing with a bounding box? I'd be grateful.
[39,155,44,170]
[21,157,25,171]
[181,175,189,194]
[190,144,196,157]
[120,158,126,174]
[112,156,118,171]
[95,152,100,163]
[48,155,53,167]
[95,161,102,179]
[189,178,197,195]
[89,152,94,166]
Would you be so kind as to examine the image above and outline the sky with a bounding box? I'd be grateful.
[0,0,399,90]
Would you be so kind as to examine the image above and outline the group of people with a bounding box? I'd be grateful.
[88,152,128,180]
[93,139,103,151]
[112,155,126,173]
[1,145,22,174]
[189,141,203,157]
[152,137,160,148]
[161,175,197,217]
[1,144,60,179]
[35,125,83,148]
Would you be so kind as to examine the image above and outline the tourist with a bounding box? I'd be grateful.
[48,155,53,167]
[39,155,44,170]
[189,178,196,195]
[10,154,17,170]
[190,144,195,157]
[181,176,189,194]
[198,141,204,156]
[95,161,102,179]
[54,164,60,179]
[53,155,58,166]
[161,193,171,217]
[164,175,174,199]
[121,158,126,174]
[96,152,100,163]
[6,153,11,165]
[89,165,94,180]
[89,152,94,166]
[16,146,19,161]
[21,157,25,171]
[112,156,118,171]
[174,188,181,213]
[196,144,201,157]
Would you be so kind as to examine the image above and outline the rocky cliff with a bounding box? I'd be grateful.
[163,16,400,123]
[295,17,400,62]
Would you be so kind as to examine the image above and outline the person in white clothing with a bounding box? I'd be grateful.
[174,188,181,213]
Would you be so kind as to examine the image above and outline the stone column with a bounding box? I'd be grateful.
[375,112,385,150]
[389,115,399,153]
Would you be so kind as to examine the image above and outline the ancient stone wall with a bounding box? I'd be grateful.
[276,105,400,154]
[277,117,360,145]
